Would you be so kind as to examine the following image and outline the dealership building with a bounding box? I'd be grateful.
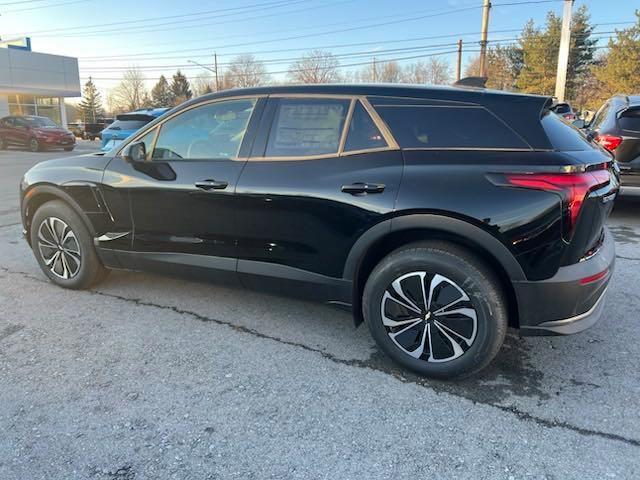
[0,38,80,128]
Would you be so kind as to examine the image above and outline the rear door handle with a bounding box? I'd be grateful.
[341,182,385,195]
[195,179,229,191]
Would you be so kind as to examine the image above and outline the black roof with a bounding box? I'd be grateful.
[196,83,549,105]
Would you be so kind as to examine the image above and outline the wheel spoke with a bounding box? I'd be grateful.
[381,291,422,327]
[431,321,465,361]
[389,318,427,359]
[391,274,422,314]
[44,250,60,266]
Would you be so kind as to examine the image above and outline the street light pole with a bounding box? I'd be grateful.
[478,0,491,78]
[554,0,574,102]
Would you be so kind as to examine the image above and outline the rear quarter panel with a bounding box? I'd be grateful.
[396,150,567,280]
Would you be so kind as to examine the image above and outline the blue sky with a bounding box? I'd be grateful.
[0,0,637,95]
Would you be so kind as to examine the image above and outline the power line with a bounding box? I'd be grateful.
[77,31,616,73]
[0,0,90,13]
[1,0,306,35]
[0,0,49,6]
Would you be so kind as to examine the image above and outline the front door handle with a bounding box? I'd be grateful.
[341,182,385,195]
[195,179,229,191]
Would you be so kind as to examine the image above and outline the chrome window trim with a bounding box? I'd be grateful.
[251,94,399,162]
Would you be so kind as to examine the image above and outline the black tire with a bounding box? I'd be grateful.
[0,137,6,149]
[363,241,508,379]
[64,146,75,152]
[30,200,109,289]
[29,138,40,152]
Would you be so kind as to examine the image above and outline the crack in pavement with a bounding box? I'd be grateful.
[616,254,640,261]
[1,264,639,449]
[0,222,22,229]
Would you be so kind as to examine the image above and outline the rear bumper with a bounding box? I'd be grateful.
[515,227,615,336]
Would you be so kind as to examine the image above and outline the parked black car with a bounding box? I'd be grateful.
[19,85,618,378]
[550,101,577,122]
[585,95,640,187]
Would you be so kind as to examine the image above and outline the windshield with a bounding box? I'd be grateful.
[24,116,59,128]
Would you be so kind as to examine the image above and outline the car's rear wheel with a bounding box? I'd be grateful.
[29,138,40,152]
[0,137,6,149]
[64,146,75,152]
[30,200,109,289]
[363,241,508,379]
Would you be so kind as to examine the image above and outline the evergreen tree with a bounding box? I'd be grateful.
[78,77,103,123]
[516,6,596,98]
[592,11,640,98]
[151,75,174,107]
[170,70,193,105]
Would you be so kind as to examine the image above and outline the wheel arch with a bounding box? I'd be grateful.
[22,184,96,246]
[345,213,525,328]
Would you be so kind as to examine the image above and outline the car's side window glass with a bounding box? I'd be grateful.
[344,101,388,152]
[591,103,609,130]
[152,98,256,160]
[375,104,528,149]
[265,98,350,157]
[137,128,157,161]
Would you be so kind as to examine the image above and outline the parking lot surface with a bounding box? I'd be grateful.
[1,145,639,479]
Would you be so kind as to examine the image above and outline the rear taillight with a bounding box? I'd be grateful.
[492,169,611,239]
[594,133,622,151]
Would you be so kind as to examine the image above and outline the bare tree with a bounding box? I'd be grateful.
[287,50,341,84]
[403,57,452,85]
[107,67,149,112]
[192,72,214,97]
[223,54,269,89]
[355,60,403,83]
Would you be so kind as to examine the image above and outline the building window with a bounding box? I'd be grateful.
[8,94,62,125]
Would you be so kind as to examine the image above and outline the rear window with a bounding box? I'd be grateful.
[108,120,149,131]
[375,105,528,149]
[541,111,593,151]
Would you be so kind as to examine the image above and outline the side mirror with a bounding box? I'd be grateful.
[572,119,586,129]
[122,141,146,163]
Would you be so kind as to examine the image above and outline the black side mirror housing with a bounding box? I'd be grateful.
[122,141,146,163]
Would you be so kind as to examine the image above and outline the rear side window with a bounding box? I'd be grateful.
[619,109,640,132]
[541,112,593,151]
[265,98,350,157]
[375,105,528,149]
[344,101,388,152]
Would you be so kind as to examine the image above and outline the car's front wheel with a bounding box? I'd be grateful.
[363,241,508,379]
[29,138,40,152]
[30,200,109,289]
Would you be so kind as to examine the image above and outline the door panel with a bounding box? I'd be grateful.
[101,97,264,280]
[235,96,403,289]
[236,150,403,279]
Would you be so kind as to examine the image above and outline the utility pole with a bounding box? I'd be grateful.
[372,56,377,82]
[478,0,491,78]
[214,52,220,91]
[456,39,463,81]
[554,0,574,102]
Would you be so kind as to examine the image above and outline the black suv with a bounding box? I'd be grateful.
[587,94,640,187]
[20,85,618,378]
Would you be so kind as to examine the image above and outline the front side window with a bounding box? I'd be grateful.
[265,98,350,157]
[152,98,256,160]
[375,105,528,149]
[344,101,388,152]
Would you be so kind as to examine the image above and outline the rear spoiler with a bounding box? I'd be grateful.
[116,113,156,121]
[453,76,488,88]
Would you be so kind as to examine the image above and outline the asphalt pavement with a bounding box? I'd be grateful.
[0,143,639,479]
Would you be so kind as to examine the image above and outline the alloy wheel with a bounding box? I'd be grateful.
[37,217,81,280]
[381,271,478,363]
[29,139,39,152]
